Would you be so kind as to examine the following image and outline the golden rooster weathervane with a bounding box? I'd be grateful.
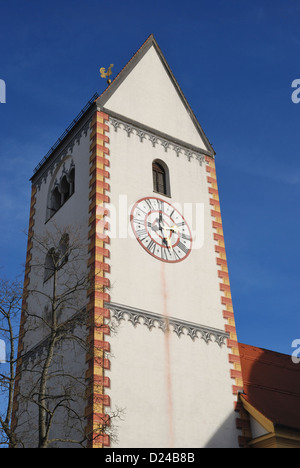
[100,64,114,85]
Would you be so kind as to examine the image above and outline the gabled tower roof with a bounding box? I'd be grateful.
[96,34,215,157]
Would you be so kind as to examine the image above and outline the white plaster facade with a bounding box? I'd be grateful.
[98,37,240,447]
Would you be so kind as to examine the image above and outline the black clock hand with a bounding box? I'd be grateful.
[158,211,163,229]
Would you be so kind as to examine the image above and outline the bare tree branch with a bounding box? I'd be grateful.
[0,226,123,448]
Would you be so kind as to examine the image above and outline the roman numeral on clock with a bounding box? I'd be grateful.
[137,228,147,240]
[146,239,156,254]
[180,232,191,241]
[177,241,189,255]
[161,246,168,260]
[144,199,155,211]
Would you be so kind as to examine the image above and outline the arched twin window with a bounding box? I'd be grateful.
[152,160,170,196]
[48,164,75,219]
[44,233,69,282]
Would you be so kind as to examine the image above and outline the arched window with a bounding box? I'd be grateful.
[43,234,69,282]
[60,175,70,205]
[152,160,170,196]
[68,167,75,197]
[51,187,61,214]
[48,163,75,219]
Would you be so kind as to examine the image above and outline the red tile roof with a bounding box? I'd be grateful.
[238,342,300,430]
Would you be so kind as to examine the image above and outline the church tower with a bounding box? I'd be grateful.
[13,35,243,448]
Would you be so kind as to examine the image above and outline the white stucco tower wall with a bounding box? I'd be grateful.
[96,35,243,448]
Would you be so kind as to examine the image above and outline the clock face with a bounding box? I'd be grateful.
[130,197,192,263]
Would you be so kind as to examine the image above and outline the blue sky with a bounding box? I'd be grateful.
[0,0,299,356]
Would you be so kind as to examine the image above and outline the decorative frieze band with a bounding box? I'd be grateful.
[109,116,206,166]
[19,308,87,370]
[105,302,229,347]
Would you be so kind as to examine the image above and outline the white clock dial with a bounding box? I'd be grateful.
[130,197,192,263]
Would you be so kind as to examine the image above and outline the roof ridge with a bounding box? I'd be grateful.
[239,342,294,363]
[31,92,99,178]
[97,34,154,102]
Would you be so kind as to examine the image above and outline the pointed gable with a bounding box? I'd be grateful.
[97,35,214,155]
